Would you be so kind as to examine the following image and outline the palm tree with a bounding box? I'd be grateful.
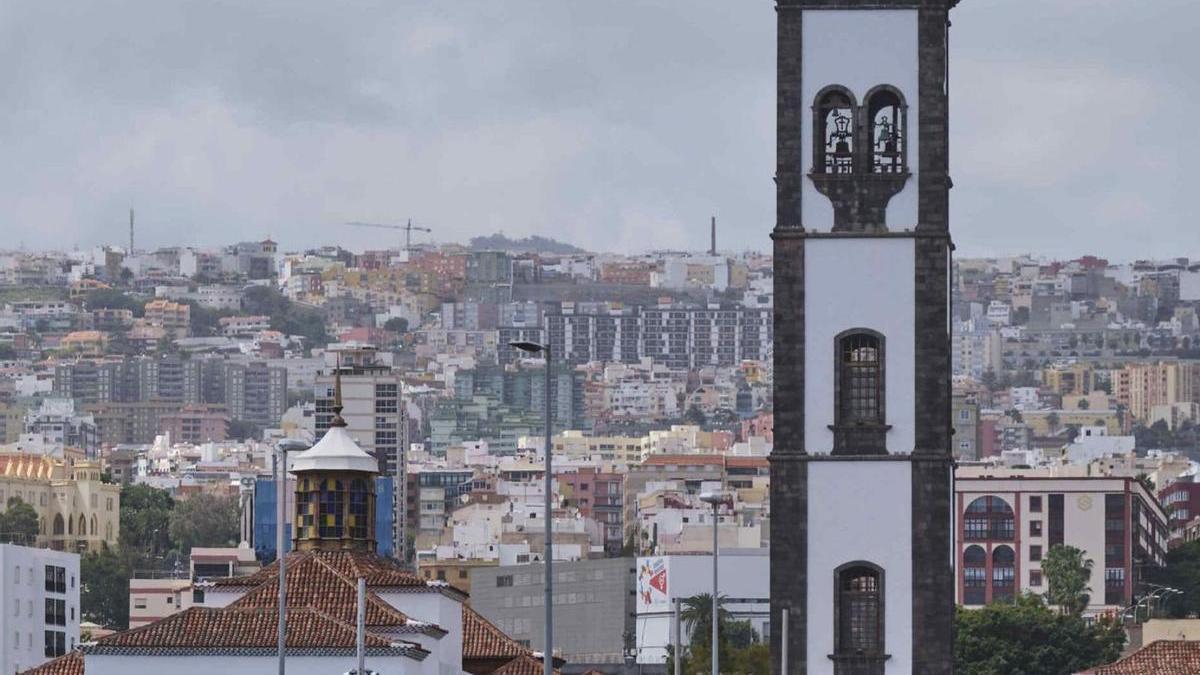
[680,593,731,649]
[1042,545,1095,615]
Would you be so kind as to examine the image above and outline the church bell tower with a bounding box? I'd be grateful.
[770,1,960,673]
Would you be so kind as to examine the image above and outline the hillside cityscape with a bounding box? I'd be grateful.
[4,0,1199,674]
[0,236,1198,673]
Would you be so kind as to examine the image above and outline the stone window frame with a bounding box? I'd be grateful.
[830,328,890,455]
[830,560,890,674]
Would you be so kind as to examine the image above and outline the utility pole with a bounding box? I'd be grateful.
[129,209,135,255]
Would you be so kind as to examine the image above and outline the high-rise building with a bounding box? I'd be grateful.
[0,544,80,675]
[770,1,961,671]
[536,303,772,369]
[314,345,407,562]
[1121,361,1200,424]
[223,361,287,430]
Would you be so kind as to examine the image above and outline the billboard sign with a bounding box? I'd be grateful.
[636,556,670,612]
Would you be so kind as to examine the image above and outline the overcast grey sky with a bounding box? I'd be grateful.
[2,1,1196,259]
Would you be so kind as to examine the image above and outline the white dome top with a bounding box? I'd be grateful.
[290,426,378,474]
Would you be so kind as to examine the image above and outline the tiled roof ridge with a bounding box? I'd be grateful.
[493,654,561,675]
[232,558,413,626]
[19,650,83,675]
[462,605,532,659]
[209,550,431,590]
[96,606,394,649]
[1087,639,1200,674]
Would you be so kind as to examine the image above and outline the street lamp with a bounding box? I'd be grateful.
[275,437,310,675]
[699,491,728,675]
[509,341,553,675]
[1145,584,1183,620]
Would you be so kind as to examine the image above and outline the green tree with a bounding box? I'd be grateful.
[676,593,766,674]
[1146,540,1200,618]
[1077,398,1090,410]
[168,493,241,553]
[84,288,144,316]
[242,286,330,347]
[81,545,132,629]
[0,497,40,544]
[955,594,1124,675]
[684,405,707,427]
[1135,473,1155,493]
[1065,424,1081,443]
[680,592,731,648]
[383,316,409,333]
[1046,412,1061,435]
[980,369,999,391]
[226,419,262,441]
[119,484,174,559]
[1042,545,1094,615]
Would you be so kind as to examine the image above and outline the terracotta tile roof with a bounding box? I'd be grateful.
[462,605,530,660]
[95,606,390,650]
[492,655,560,675]
[1083,640,1200,674]
[20,651,83,675]
[208,550,428,589]
[227,553,444,635]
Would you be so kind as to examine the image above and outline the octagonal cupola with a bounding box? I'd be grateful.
[291,367,378,552]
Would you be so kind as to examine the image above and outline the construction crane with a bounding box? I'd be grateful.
[345,220,432,253]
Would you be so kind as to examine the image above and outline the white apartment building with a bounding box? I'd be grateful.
[0,544,80,675]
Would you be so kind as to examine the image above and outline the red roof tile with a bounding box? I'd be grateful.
[95,607,390,649]
[228,554,420,630]
[492,655,560,675]
[462,605,530,660]
[208,550,428,589]
[20,652,83,675]
[1083,640,1200,675]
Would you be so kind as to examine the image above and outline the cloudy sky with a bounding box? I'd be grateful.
[2,1,1195,259]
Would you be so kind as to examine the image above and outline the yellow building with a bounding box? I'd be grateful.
[59,331,108,357]
[1123,362,1200,424]
[548,430,646,465]
[0,454,120,552]
[143,298,191,339]
[1042,363,1094,397]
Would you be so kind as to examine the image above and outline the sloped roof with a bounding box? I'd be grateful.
[1082,640,1200,675]
[93,606,391,650]
[20,651,83,675]
[462,605,530,660]
[206,550,429,590]
[227,553,444,635]
[492,654,560,675]
[291,425,377,473]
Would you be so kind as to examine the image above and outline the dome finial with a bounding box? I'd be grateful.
[331,351,347,428]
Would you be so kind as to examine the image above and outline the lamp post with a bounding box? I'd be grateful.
[275,438,310,675]
[509,341,553,675]
[699,492,727,675]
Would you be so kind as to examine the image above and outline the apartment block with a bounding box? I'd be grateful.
[956,474,1168,613]
[0,544,80,675]
[1121,361,1200,424]
[535,302,772,369]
